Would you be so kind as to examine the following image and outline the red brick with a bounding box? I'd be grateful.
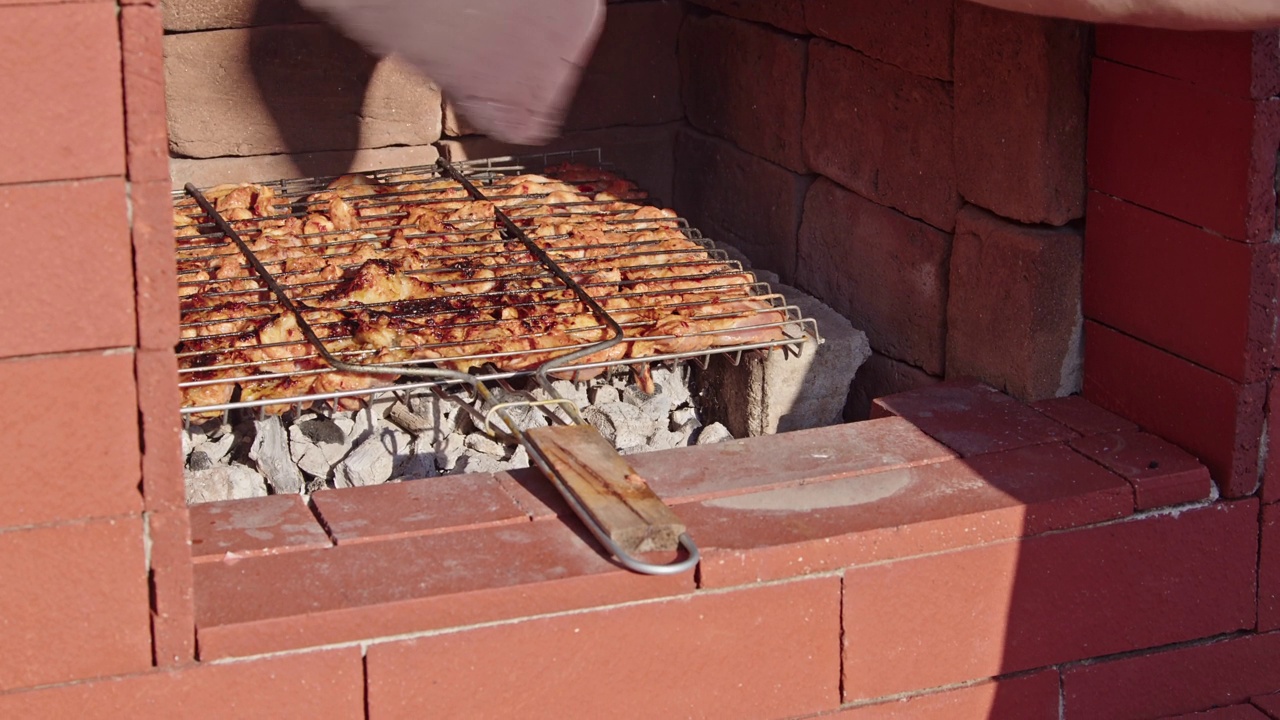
[1064,630,1280,720]
[946,205,1084,400]
[1262,503,1280,631]
[797,178,952,374]
[1163,707,1273,720]
[1,352,142,528]
[1071,431,1214,510]
[564,0,683,131]
[844,500,1258,702]
[194,517,692,659]
[366,576,840,719]
[954,5,1088,225]
[162,0,317,32]
[165,27,441,158]
[1255,692,1280,719]
[804,39,958,230]
[0,3,124,183]
[131,178,181,353]
[680,14,808,172]
[148,509,195,666]
[686,442,1132,588]
[1084,192,1278,384]
[307,474,526,545]
[190,495,332,562]
[1095,26,1280,100]
[1266,375,1280,504]
[0,179,136,358]
[824,670,1059,719]
[1030,395,1139,436]
[805,0,952,80]
[845,352,941,421]
[0,517,151,691]
[1088,59,1276,242]
[673,128,811,280]
[137,349,185,511]
[689,0,806,33]
[872,380,1078,456]
[121,5,169,182]
[0,648,364,718]
[1084,321,1265,497]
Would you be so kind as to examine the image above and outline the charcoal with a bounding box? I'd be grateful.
[454,452,508,475]
[493,403,549,434]
[187,450,215,471]
[384,401,434,435]
[673,418,702,446]
[434,432,469,472]
[651,365,690,408]
[185,466,268,504]
[197,431,236,466]
[507,444,530,469]
[550,379,589,408]
[670,406,701,432]
[589,385,620,405]
[584,402,651,448]
[250,416,304,494]
[465,432,509,457]
[394,437,440,480]
[695,421,734,446]
[289,420,350,480]
[297,416,345,445]
[335,431,395,488]
[648,429,689,451]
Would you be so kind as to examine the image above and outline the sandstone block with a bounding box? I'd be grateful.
[805,0,953,80]
[170,145,440,188]
[688,0,806,33]
[845,352,941,421]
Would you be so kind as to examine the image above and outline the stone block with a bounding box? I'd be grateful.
[954,3,1089,225]
[694,283,870,437]
[680,14,808,172]
[673,128,812,282]
[688,0,806,33]
[804,39,958,230]
[945,204,1083,401]
[805,0,953,80]
[845,352,940,422]
[797,178,952,375]
[165,26,441,158]
[170,144,440,188]
[163,0,316,31]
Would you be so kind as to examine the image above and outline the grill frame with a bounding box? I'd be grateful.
[173,150,820,417]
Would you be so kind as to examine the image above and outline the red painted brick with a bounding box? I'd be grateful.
[148,509,195,666]
[872,380,1078,456]
[946,205,1084,400]
[804,39,958,230]
[307,474,527,545]
[0,517,151,691]
[1262,503,1280,632]
[1259,373,1280,505]
[805,0,952,80]
[1163,707,1272,720]
[2,352,141,528]
[824,669,1059,719]
[565,0,683,131]
[194,517,692,659]
[797,178,952,374]
[1084,321,1266,498]
[0,648,364,718]
[673,127,811,281]
[132,179,181,351]
[190,495,332,562]
[1071,431,1214,510]
[689,0,806,33]
[1088,59,1276,242]
[136,349,185,511]
[1030,395,1139,436]
[0,179,136,358]
[680,14,808,172]
[844,500,1258,702]
[955,4,1088,225]
[0,3,124,183]
[366,576,840,719]
[1255,692,1280,719]
[1095,26,1280,100]
[120,5,169,182]
[1064,630,1280,720]
[1084,192,1278,384]
[686,442,1132,588]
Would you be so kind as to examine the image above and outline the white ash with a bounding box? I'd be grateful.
[182,364,728,503]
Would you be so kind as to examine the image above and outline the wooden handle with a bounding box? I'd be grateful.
[524,425,686,554]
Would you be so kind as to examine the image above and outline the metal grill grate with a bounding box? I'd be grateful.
[173,150,819,418]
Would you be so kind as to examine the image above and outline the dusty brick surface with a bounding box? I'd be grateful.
[121,4,171,183]
[946,205,1083,401]
[827,670,1060,719]
[688,0,806,33]
[1096,26,1280,100]
[162,0,315,31]
[165,26,441,158]
[673,128,812,281]
[681,14,808,172]
[954,3,1089,225]
[148,510,195,666]
[0,3,125,184]
[797,178,952,375]
[1261,502,1279,631]
[805,0,953,80]
[805,39,958,230]
[136,349,186,511]
[131,179,181,351]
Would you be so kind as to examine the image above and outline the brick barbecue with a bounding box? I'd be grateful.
[2,0,1280,716]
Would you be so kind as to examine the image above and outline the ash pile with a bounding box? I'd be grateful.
[183,365,732,504]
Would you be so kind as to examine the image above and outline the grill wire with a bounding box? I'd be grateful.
[173,149,820,419]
